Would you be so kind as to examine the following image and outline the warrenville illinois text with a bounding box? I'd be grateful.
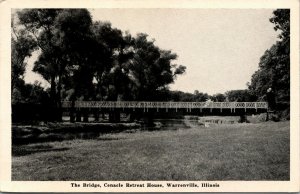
[71,182,220,188]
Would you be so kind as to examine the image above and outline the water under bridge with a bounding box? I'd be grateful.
[61,101,268,122]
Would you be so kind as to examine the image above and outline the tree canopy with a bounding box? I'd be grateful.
[12,8,290,121]
[12,9,186,111]
[248,9,290,103]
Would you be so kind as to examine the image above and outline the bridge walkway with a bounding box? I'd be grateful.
[62,101,268,113]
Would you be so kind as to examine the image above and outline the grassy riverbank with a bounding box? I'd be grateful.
[12,122,141,144]
[12,121,289,180]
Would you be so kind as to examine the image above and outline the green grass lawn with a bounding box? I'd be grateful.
[12,121,289,181]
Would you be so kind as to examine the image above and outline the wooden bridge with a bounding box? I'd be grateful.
[62,101,268,112]
[61,101,268,122]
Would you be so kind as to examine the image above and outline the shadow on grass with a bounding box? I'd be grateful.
[12,144,70,157]
[12,123,142,145]
[97,137,121,141]
[13,132,126,145]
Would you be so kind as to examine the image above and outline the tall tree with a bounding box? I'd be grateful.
[248,9,290,103]
[14,9,188,123]
[11,29,37,91]
[16,9,62,110]
[11,15,38,103]
[16,9,99,120]
[129,33,186,101]
[91,22,134,101]
[53,9,94,100]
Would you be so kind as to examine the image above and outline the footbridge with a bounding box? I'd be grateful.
[62,101,268,122]
[62,101,268,112]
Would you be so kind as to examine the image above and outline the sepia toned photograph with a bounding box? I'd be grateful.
[10,8,290,181]
[0,0,299,192]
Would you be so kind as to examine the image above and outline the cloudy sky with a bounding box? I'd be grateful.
[25,9,279,95]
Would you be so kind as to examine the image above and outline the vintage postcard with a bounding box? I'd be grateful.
[0,0,299,192]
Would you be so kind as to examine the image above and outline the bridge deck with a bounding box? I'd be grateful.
[62,101,268,110]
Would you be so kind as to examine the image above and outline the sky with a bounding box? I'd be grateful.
[24,9,280,95]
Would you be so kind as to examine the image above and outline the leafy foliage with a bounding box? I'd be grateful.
[225,90,257,102]
[12,9,187,118]
[248,9,290,103]
[12,81,49,104]
[11,29,37,90]
[128,33,185,100]
[211,93,226,102]
[269,9,290,40]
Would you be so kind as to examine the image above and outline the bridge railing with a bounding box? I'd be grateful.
[61,101,268,109]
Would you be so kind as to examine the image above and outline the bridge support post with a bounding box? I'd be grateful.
[76,109,82,122]
[109,111,120,123]
[82,109,89,122]
[239,114,248,123]
[70,111,75,123]
[109,112,114,122]
[93,109,100,122]
[129,112,136,122]
[70,109,75,123]
[69,101,75,123]
[142,112,154,127]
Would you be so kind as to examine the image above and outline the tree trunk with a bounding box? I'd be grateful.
[109,111,120,123]
[76,110,82,122]
[143,112,154,127]
[94,110,99,122]
[239,115,248,123]
[70,100,75,123]
[56,73,62,122]
[49,76,56,121]
[83,109,89,122]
